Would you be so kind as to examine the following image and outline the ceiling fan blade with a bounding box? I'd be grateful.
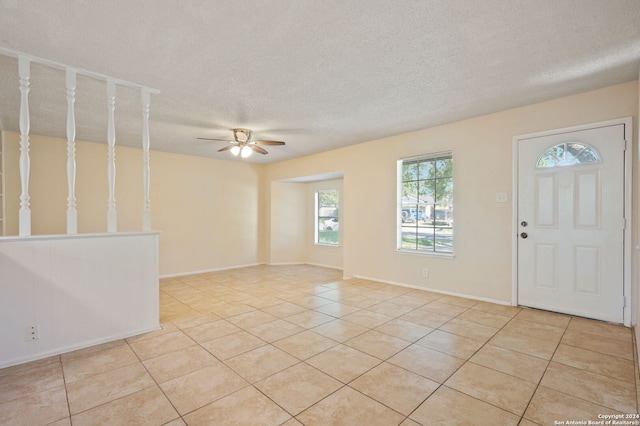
[249,145,269,155]
[253,140,286,146]
[197,137,233,142]
[217,144,238,152]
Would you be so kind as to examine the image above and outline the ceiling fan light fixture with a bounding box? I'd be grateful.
[230,145,241,156]
[240,145,252,158]
[234,128,251,143]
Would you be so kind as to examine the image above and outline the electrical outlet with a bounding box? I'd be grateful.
[27,325,39,341]
[422,268,429,278]
[496,192,508,203]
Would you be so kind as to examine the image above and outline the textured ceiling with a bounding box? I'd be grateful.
[0,0,639,164]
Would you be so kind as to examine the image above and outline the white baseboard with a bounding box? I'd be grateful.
[352,274,513,306]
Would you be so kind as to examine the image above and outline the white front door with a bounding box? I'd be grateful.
[517,124,625,323]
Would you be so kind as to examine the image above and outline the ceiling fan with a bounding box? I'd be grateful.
[197,128,286,158]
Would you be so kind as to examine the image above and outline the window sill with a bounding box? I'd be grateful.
[395,249,455,260]
[315,243,340,248]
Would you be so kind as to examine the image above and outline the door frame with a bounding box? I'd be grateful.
[511,117,633,326]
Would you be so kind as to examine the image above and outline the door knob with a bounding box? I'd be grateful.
[521,221,528,227]
[520,232,528,239]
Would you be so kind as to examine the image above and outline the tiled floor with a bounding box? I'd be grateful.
[1,264,638,425]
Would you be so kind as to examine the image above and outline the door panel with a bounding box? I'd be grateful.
[517,124,625,323]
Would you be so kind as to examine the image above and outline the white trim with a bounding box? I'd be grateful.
[352,274,512,306]
[512,117,633,326]
[306,262,343,271]
[159,262,264,278]
[0,324,159,369]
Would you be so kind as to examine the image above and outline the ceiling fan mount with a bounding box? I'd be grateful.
[197,128,286,158]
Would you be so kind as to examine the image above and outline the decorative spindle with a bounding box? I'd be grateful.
[106,79,117,232]
[18,56,31,236]
[66,68,78,234]
[141,88,152,231]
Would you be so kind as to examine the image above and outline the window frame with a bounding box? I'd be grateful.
[315,189,340,247]
[397,151,454,257]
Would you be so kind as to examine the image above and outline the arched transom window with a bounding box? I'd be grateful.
[536,142,600,168]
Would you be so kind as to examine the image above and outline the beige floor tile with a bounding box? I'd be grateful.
[226,310,279,329]
[261,301,309,318]
[66,363,155,414]
[439,318,499,342]
[562,329,633,360]
[0,384,69,426]
[183,385,292,426]
[297,386,405,426]
[490,329,559,360]
[375,318,434,342]
[471,301,521,318]
[400,419,422,426]
[0,361,64,404]
[247,318,305,342]
[201,330,267,360]
[568,316,631,341]
[420,300,469,316]
[282,418,304,426]
[344,329,411,360]
[470,344,548,383]
[388,344,464,383]
[255,363,342,415]
[553,343,635,382]
[515,308,571,329]
[342,294,383,309]
[287,295,333,309]
[71,386,178,426]
[0,355,60,378]
[410,386,519,426]
[284,310,335,329]
[391,293,437,308]
[125,323,178,344]
[503,318,565,343]
[170,312,220,329]
[61,340,127,362]
[243,296,283,309]
[182,319,241,343]
[160,362,248,415]
[367,301,414,317]
[128,330,196,360]
[436,295,479,308]
[350,362,439,415]
[456,308,512,328]
[341,310,394,328]
[415,329,484,359]
[524,386,624,425]
[540,362,636,413]
[314,302,361,318]
[399,309,455,329]
[272,330,339,360]
[224,345,299,383]
[46,418,72,426]
[209,302,257,318]
[311,319,369,342]
[306,344,381,383]
[143,345,217,383]
[444,362,537,415]
[62,344,139,383]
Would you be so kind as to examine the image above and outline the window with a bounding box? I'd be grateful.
[316,190,339,246]
[399,153,453,254]
[536,142,600,168]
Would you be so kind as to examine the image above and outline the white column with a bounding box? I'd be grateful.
[66,68,78,234]
[141,88,151,231]
[18,56,31,237]
[106,79,117,232]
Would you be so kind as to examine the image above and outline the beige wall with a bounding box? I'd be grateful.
[264,81,639,305]
[2,132,264,276]
[2,81,638,309]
